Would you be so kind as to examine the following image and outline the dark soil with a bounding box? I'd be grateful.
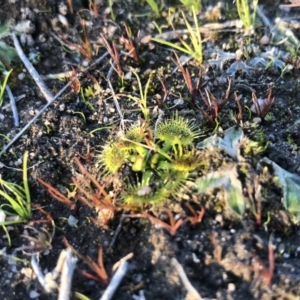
[1,1,300,300]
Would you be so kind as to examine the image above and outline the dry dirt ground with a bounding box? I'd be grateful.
[1,0,300,299]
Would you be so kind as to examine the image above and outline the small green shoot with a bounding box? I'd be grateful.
[235,0,258,34]
[0,69,12,107]
[73,111,86,123]
[152,7,203,63]
[145,0,164,16]
[108,0,116,21]
[89,126,113,137]
[125,69,154,122]
[74,292,91,300]
[0,151,31,220]
[80,88,96,111]
[0,151,31,245]
[179,0,201,11]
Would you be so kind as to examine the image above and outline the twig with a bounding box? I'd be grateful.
[1,94,26,110]
[109,215,126,248]
[99,260,129,300]
[31,254,48,290]
[132,290,146,300]
[5,85,19,127]
[112,252,133,272]
[58,248,77,300]
[31,254,58,293]
[171,257,202,300]
[12,33,53,103]
[107,64,124,131]
[153,20,243,41]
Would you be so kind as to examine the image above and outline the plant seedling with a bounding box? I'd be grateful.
[172,51,197,104]
[258,157,300,223]
[152,7,203,63]
[101,33,123,77]
[184,202,205,224]
[145,0,162,16]
[136,209,185,235]
[0,151,32,223]
[179,0,201,11]
[64,238,109,284]
[250,89,275,120]
[235,0,258,34]
[37,178,76,209]
[120,23,139,62]
[15,225,53,255]
[61,15,92,60]
[252,235,275,287]
[0,69,12,107]
[125,69,154,122]
[197,79,231,128]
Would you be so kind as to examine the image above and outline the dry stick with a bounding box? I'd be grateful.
[107,64,125,131]
[58,248,78,300]
[5,85,19,127]
[152,20,243,41]
[171,258,202,300]
[0,36,109,157]
[31,254,58,293]
[109,215,126,248]
[99,260,129,300]
[12,33,53,103]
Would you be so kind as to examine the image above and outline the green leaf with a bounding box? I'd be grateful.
[0,24,10,39]
[195,164,245,217]
[259,157,300,223]
[197,126,244,159]
[225,174,245,216]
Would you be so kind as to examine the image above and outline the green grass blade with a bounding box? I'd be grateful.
[151,38,194,56]
[23,151,31,217]
[0,189,26,218]
[0,69,12,107]
[145,0,160,15]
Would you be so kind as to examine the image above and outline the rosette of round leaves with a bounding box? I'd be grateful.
[155,148,206,173]
[98,141,129,175]
[156,113,200,160]
[122,169,189,205]
[98,123,149,174]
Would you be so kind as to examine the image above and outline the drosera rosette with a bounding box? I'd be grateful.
[97,123,149,175]
[122,169,190,205]
[156,148,206,173]
[122,122,149,155]
[97,141,130,175]
[98,113,205,206]
[122,169,169,205]
[155,112,201,157]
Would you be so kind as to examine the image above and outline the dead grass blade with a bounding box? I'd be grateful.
[37,178,76,209]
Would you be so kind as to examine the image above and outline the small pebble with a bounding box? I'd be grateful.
[228,283,236,292]
[173,99,184,106]
[215,214,223,224]
[260,35,270,45]
[29,290,40,298]
[18,73,26,81]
